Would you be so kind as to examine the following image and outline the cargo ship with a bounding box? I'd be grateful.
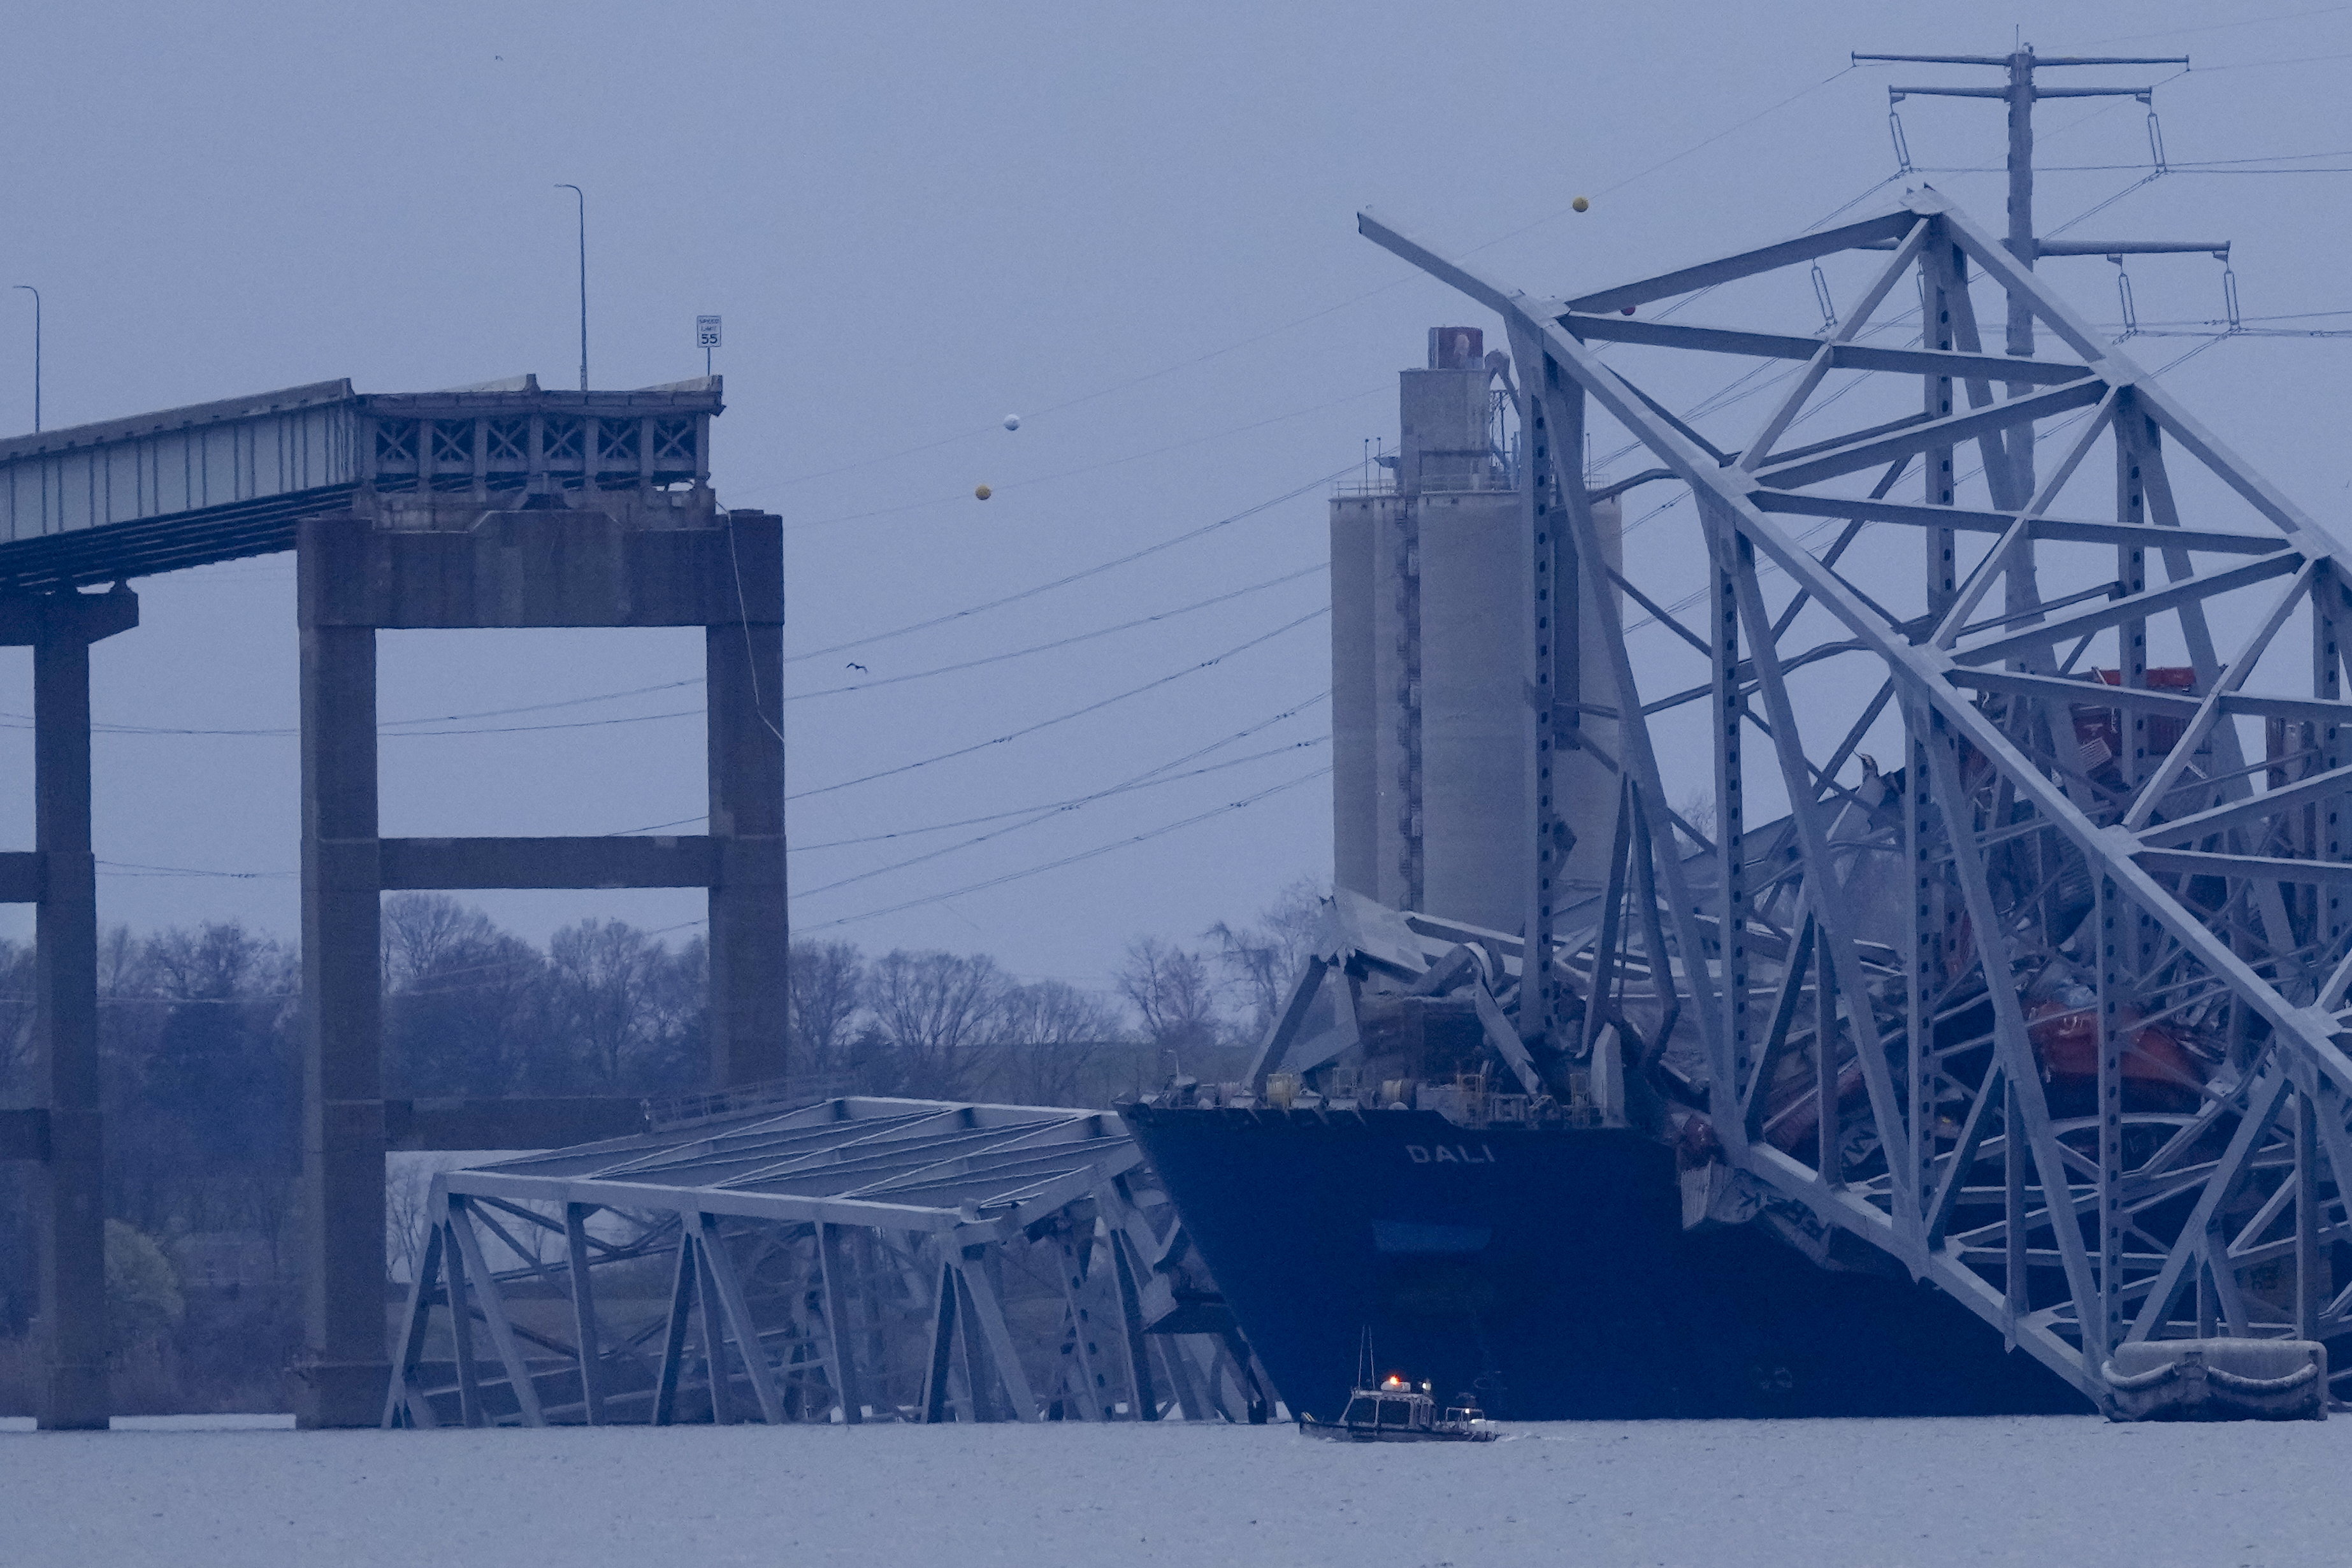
[1123,890,2089,1421]
[1127,1106,2085,1420]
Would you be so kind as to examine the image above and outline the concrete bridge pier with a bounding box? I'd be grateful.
[291,491,786,1428]
[1,586,138,1429]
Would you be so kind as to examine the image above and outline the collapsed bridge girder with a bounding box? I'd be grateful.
[1353,188,2352,1406]
[385,1096,1272,1428]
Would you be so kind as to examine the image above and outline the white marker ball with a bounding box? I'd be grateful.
[1004,414,1021,431]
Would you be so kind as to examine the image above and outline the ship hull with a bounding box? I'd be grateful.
[1125,1104,2086,1420]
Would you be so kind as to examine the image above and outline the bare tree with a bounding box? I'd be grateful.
[115,923,301,1245]
[1117,937,1224,1068]
[96,923,140,998]
[1206,876,1327,1043]
[384,893,497,988]
[384,1160,435,1285]
[547,918,665,1088]
[789,940,867,1082]
[383,894,549,1097]
[986,980,1125,1107]
[867,949,1007,1099]
[145,919,291,1003]
[1675,786,1717,850]
[641,934,709,1088]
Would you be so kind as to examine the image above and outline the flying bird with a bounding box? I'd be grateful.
[846,662,868,672]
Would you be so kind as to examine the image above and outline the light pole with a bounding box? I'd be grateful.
[13,285,38,431]
[556,185,586,391]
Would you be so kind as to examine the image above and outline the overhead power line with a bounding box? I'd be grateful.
[2077,3,2351,46]
[380,680,703,728]
[790,560,1324,701]
[797,765,1332,931]
[607,689,1333,843]
[790,464,1349,663]
[788,605,1329,802]
[791,688,1334,889]
[588,684,1336,844]
[2183,50,2352,72]
[792,389,1382,529]
[97,858,294,881]
[93,700,1337,887]
[25,599,1327,756]
[791,737,1329,898]
[792,735,1328,852]
[1469,64,1863,255]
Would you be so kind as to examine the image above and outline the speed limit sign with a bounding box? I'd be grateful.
[695,315,721,349]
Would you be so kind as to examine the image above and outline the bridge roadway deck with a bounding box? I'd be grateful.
[0,373,722,590]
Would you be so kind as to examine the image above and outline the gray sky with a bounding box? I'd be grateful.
[2,0,2348,997]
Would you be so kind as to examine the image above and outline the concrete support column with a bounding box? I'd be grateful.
[296,527,387,1427]
[31,626,105,1429]
[2,587,133,1431]
[706,510,786,1088]
[290,495,783,1418]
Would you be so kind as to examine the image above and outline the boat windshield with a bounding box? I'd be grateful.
[1381,1399,1418,1426]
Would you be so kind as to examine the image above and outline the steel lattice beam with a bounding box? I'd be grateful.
[380,1097,1267,1428]
[1364,187,2352,1402]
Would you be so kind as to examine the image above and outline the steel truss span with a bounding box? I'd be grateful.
[383,1097,1271,1428]
[1364,188,2352,1405]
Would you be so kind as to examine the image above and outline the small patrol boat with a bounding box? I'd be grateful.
[1297,1363,1497,1443]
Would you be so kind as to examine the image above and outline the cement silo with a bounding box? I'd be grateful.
[1331,327,1622,933]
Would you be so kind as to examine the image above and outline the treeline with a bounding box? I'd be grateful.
[0,879,1324,1408]
[0,898,718,1264]
[0,877,1326,1160]
[0,900,726,1405]
[791,877,1322,1105]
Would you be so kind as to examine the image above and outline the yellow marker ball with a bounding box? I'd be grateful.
[1571,196,1591,213]
[974,484,992,500]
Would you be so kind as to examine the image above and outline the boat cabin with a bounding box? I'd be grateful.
[1341,1387,1437,1433]
[1338,1374,1486,1434]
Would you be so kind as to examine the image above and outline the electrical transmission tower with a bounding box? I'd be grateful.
[1859,45,2225,491]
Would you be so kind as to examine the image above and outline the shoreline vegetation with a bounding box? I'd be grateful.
[0,881,1317,1414]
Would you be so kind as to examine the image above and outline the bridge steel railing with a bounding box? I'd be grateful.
[0,372,719,592]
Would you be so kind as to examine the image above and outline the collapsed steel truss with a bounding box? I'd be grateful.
[1362,188,2352,1404]
[382,1097,1267,1427]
